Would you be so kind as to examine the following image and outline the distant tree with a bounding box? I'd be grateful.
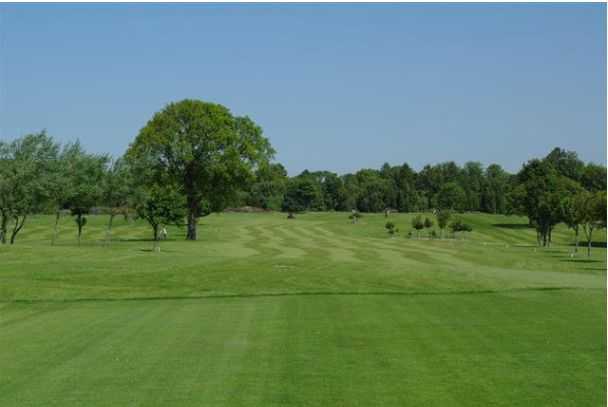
[581,163,607,192]
[102,158,132,244]
[481,164,509,214]
[544,147,585,182]
[461,161,485,211]
[282,176,321,216]
[355,169,390,212]
[127,100,274,240]
[48,142,79,245]
[578,191,606,257]
[437,182,467,212]
[436,209,452,239]
[560,189,586,254]
[0,132,59,244]
[245,162,287,210]
[512,159,581,247]
[63,146,108,245]
[411,215,424,239]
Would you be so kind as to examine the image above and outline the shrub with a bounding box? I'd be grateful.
[411,215,424,238]
[385,221,396,235]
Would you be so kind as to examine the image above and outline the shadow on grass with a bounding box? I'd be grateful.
[568,241,607,248]
[493,223,532,229]
[560,258,603,264]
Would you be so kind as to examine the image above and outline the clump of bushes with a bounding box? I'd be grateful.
[449,219,473,238]
[349,211,362,224]
[385,221,397,236]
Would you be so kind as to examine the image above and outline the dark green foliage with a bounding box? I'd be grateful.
[0,131,60,244]
[581,163,607,192]
[449,218,473,235]
[133,184,186,244]
[423,217,433,229]
[436,209,452,238]
[411,215,424,238]
[282,176,322,213]
[127,99,274,240]
[245,163,288,210]
[385,221,396,235]
[437,182,467,212]
[348,211,362,224]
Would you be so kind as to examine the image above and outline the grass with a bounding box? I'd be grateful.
[0,212,605,406]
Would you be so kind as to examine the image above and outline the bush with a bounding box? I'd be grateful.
[385,221,396,235]
[424,217,434,229]
[449,219,473,236]
[411,215,424,238]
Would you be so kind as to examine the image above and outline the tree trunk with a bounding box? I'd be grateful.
[583,224,594,257]
[153,224,160,252]
[105,213,115,246]
[77,214,83,246]
[51,210,61,245]
[574,226,579,253]
[0,210,8,244]
[186,209,197,241]
[9,214,26,244]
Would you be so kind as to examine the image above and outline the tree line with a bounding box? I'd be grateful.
[0,99,605,253]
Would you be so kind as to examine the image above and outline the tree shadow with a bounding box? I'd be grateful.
[568,241,607,248]
[559,258,604,264]
[493,223,532,229]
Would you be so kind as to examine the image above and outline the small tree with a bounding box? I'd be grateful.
[65,149,108,246]
[102,158,132,245]
[385,221,396,236]
[579,191,606,257]
[411,215,424,239]
[133,184,186,252]
[560,192,586,254]
[436,209,452,239]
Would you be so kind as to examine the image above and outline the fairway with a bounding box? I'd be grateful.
[1,212,606,406]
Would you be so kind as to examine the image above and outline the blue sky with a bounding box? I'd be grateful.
[0,3,605,175]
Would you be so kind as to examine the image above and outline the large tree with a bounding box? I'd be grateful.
[512,159,581,247]
[127,100,274,240]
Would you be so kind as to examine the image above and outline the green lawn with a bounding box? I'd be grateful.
[0,212,605,406]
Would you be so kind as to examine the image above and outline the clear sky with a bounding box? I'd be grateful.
[0,3,605,175]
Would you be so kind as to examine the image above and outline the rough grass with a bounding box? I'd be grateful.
[0,212,605,406]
